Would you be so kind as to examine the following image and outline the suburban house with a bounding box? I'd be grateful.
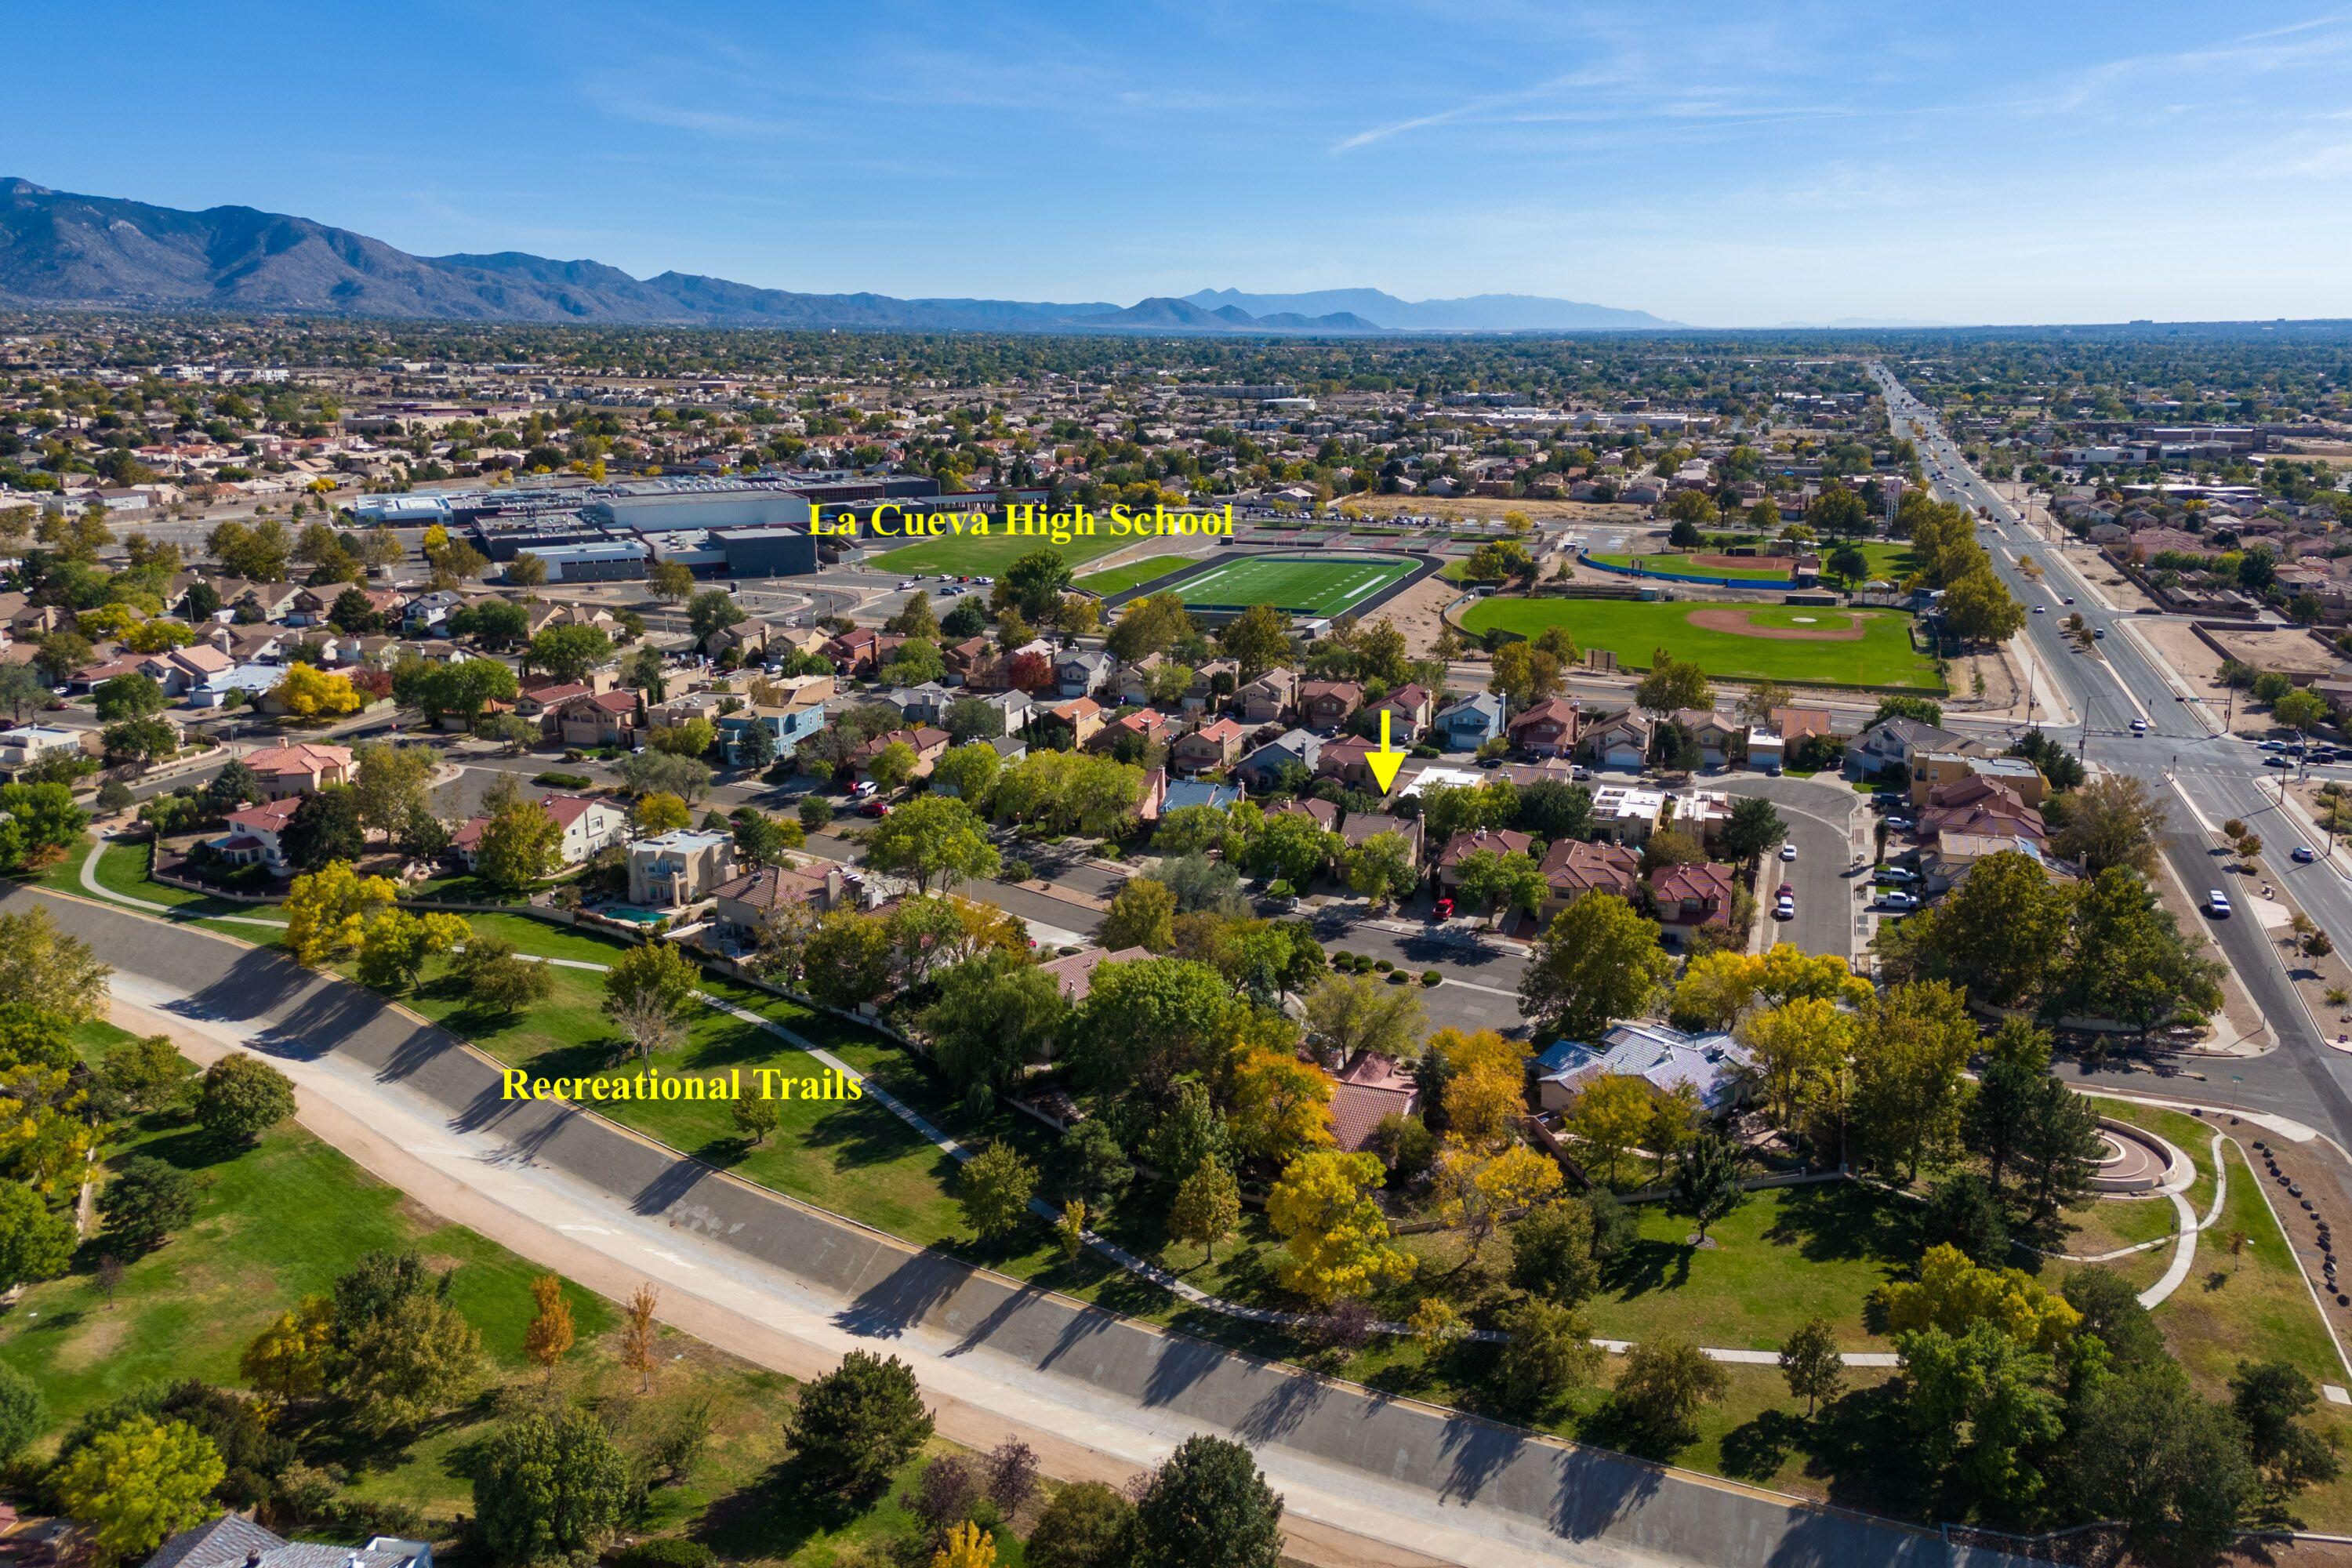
[1328,1051,1420,1155]
[209,797,303,872]
[711,862,854,943]
[1055,649,1115,698]
[1033,698,1105,750]
[717,701,829,764]
[1094,706,1169,755]
[1170,716,1247,775]
[1582,711,1653,771]
[1036,945,1154,1005]
[1432,692,1505,751]
[137,643,236,698]
[551,689,641,748]
[942,635,996,685]
[1908,751,2048,807]
[242,742,353,799]
[1533,1022,1752,1113]
[1163,778,1244,813]
[448,793,628,873]
[1507,696,1581,759]
[1849,717,1975,777]
[825,627,883,674]
[140,1512,431,1568]
[626,829,739,909]
[401,589,467,635]
[1538,838,1642,917]
[1338,810,1422,871]
[1236,728,1323,789]
[1184,658,1240,713]
[1919,775,2046,844]
[1588,784,1669,844]
[1370,683,1436,742]
[1647,861,1737,945]
[1236,668,1300,724]
[880,682,953,726]
[1432,826,1536,898]
[1671,708,1746,768]
[851,725,953,782]
[0,724,93,776]
[1270,796,1341,831]
[1298,681,1365,732]
[1115,653,1171,706]
[1314,736,1381,790]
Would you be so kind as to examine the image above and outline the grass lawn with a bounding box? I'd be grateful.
[1073,554,1198,597]
[868,531,1129,577]
[1588,551,1795,583]
[1460,597,1944,692]
[0,1084,613,1445]
[1168,553,1416,616]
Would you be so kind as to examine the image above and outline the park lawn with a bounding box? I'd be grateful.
[1460,597,1944,693]
[1588,551,1794,583]
[70,1015,140,1068]
[869,531,1128,577]
[1074,554,1197,596]
[2092,1098,2221,1214]
[0,1085,612,1447]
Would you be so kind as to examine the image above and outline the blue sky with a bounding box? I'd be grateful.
[13,1,2352,325]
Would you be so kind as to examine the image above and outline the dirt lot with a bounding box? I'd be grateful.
[1944,643,2037,722]
[2216,626,2350,681]
[1379,572,1473,657]
[2137,618,2276,736]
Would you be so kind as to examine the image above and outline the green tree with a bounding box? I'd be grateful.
[1065,956,1233,1093]
[2060,868,2223,1040]
[1100,876,1177,952]
[1219,604,1294,681]
[648,560,695,602]
[2072,1365,2256,1567]
[998,547,1076,619]
[1508,1198,1601,1306]
[1171,1156,1242,1262]
[2050,774,2166,877]
[600,942,700,1051]
[782,1349,935,1498]
[686,588,746,643]
[921,953,1068,1096]
[1131,1434,1284,1568]
[1608,1337,1730,1457]
[474,798,564,893]
[455,937,555,1020]
[336,1289,485,1435]
[1779,1316,1845,1417]
[801,909,893,1010]
[93,672,166,724]
[1667,1132,1747,1242]
[1024,1480,1136,1568]
[2010,1076,2103,1221]
[1893,849,2072,1009]
[1519,892,1672,1042]
[1633,652,1711,714]
[1496,1296,1602,1416]
[0,1362,43,1465]
[958,1141,1038,1240]
[528,623,613,684]
[1345,830,1419,907]
[866,794,1000,893]
[2231,1359,2344,1495]
[1849,982,1976,1182]
[1719,797,1787,866]
[0,1178,74,1292]
[474,1409,640,1564]
[49,1414,225,1562]
[196,1052,296,1144]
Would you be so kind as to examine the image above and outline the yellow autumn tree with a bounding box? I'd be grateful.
[931,1521,996,1568]
[523,1272,575,1380]
[1736,997,1855,1129]
[241,1294,333,1404]
[1875,1243,2081,1355]
[1435,1140,1564,1258]
[1432,1027,1534,1148]
[1265,1149,1414,1305]
[270,661,361,718]
[1225,1044,1334,1164]
[283,861,399,967]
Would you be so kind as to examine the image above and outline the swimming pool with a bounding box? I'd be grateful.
[597,905,672,924]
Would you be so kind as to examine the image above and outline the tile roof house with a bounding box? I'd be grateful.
[1338,810,1422,869]
[448,793,627,872]
[1507,695,1581,758]
[1647,861,1737,945]
[137,643,234,696]
[1327,1051,1420,1154]
[1298,681,1365,732]
[1850,717,1975,776]
[1534,1022,1752,1113]
[1033,698,1106,750]
[1236,728,1323,789]
[241,742,353,798]
[1918,777,2046,843]
[1370,683,1436,741]
[1434,826,1535,894]
[1036,945,1154,1004]
[209,797,302,872]
[551,688,641,747]
[1237,668,1300,725]
[1314,735,1381,789]
[143,1513,430,1568]
[851,725,953,781]
[712,862,853,941]
[1539,838,1642,916]
[1582,711,1653,771]
[1170,716,1247,775]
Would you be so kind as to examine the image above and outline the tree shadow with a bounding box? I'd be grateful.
[694,1461,877,1562]
[1759,1181,1920,1269]
[1601,1237,1693,1301]
[1719,1407,1807,1483]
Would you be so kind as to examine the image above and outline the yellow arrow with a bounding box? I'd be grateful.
[1367,708,1405,793]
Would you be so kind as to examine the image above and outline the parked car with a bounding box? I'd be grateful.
[1779,843,1798,862]
[851,779,878,798]
[1773,890,1796,920]
[1879,891,1919,912]
[1875,866,1919,884]
[858,799,892,818]
[1886,815,1914,832]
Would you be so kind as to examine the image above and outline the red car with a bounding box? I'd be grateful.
[858,799,892,818]
[1433,896,1454,920]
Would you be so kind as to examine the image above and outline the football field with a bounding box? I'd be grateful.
[1170,553,1417,617]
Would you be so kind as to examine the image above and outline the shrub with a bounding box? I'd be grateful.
[1001,858,1033,882]
[1387,971,1409,985]
[1374,958,1393,972]
[1333,951,1354,966]
[1267,879,1295,900]
[614,1541,716,1568]
[533,771,593,789]
[1421,970,1442,985]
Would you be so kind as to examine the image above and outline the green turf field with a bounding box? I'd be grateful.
[1074,553,1198,596]
[1170,553,1416,616]
[868,530,1130,576]
[1461,597,1944,691]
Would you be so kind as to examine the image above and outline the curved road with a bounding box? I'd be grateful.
[16,883,1982,1568]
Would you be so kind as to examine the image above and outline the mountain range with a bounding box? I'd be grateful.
[0,179,1668,335]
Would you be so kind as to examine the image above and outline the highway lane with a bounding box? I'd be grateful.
[1875,365,2352,1163]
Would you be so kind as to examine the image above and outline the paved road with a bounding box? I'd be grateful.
[16,885,1977,1568]
[1876,366,2352,1182]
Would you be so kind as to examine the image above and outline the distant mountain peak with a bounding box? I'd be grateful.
[0,178,1657,334]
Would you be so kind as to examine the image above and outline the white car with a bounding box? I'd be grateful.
[1779,843,1797,862]
[1879,891,1918,912]
[1773,891,1796,920]
[2208,890,2233,917]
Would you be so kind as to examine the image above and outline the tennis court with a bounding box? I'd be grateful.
[1169,553,1417,617]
